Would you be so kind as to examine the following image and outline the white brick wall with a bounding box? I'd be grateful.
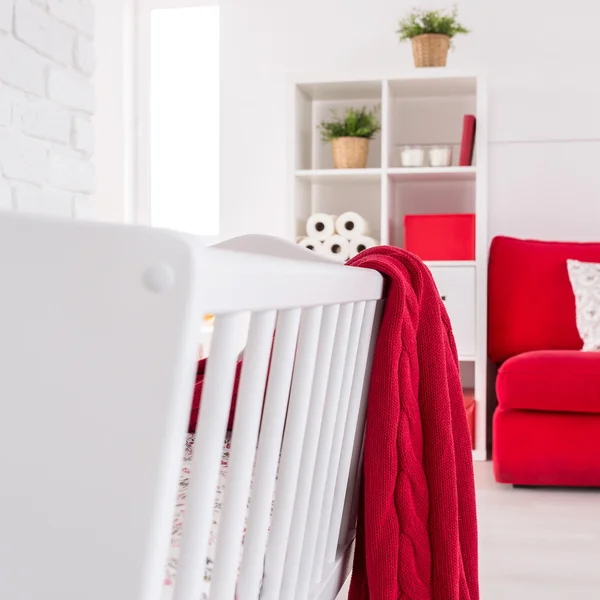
[0,0,95,219]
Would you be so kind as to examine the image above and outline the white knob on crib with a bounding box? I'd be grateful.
[142,263,175,293]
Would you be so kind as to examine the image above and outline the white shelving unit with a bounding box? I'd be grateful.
[289,70,488,460]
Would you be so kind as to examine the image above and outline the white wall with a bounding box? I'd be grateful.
[0,0,96,218]
[220,0,600,242]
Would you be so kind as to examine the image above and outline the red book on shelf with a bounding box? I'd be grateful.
[459,114,476,166]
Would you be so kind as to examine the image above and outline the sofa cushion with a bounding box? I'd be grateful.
[493,408,600,486]
[497,350,600,414]
[567,259,600,351]
[488,236,600,363]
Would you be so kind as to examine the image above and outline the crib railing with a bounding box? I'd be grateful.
[176,238,384,600]
[0,215,383,600]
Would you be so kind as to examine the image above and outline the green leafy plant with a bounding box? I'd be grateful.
[318,107,381,143]
[397,7,469,44]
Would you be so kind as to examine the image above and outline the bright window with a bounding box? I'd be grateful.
[150,5,219,236]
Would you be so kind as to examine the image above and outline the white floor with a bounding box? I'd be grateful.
[338,462,600,599]
[476,461,600,599]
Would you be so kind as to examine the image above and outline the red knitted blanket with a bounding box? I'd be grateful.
[347,247,479,600]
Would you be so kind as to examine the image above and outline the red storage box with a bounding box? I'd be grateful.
[464,389,475,449]
[404,214,475,261]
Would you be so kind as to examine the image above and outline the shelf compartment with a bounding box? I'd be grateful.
[387,74,477,169]
[294,178,381,243]
[387,176,476,249]
[460,360,476,390]
[294,82,383,171]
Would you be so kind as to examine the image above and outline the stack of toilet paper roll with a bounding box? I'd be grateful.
[297,212,379,262]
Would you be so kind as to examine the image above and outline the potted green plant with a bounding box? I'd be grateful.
[397,7,469,68]
[318,107,381,169]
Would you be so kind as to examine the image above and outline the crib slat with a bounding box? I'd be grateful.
[260,306,324,600]
[324,300,378,564]
[337,299,382,551]
[235,308,301,600]
[293,302,355,600]
[174,313,245,600]
[209,310,277,599]
[312,301,366,584]
[278,304,341,598]
[345,439,364,542]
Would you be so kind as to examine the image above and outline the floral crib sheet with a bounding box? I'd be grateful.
[162,434,272,600]
[161,434,228,600]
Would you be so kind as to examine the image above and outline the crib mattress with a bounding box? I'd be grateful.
[162,434,232,600]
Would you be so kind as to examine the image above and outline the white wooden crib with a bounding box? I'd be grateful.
[0,213,384,600]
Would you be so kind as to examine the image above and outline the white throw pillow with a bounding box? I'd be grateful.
[567,259,600,351]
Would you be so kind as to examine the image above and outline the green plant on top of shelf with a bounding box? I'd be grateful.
[397,7,470,45]
[317,107,381,142]
[397,7,470,68]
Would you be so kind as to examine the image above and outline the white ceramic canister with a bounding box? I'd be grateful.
[399,146,425,167]
[428,145,452,167]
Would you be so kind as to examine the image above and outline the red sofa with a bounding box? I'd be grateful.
[488,236,600,487]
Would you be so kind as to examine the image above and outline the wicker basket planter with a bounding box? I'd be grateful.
[411,33,450,67]
[331,137,369,169]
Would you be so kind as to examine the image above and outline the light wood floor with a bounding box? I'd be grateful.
[339,461,600,599]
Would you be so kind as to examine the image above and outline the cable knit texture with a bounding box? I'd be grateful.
[347,247,479,600]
